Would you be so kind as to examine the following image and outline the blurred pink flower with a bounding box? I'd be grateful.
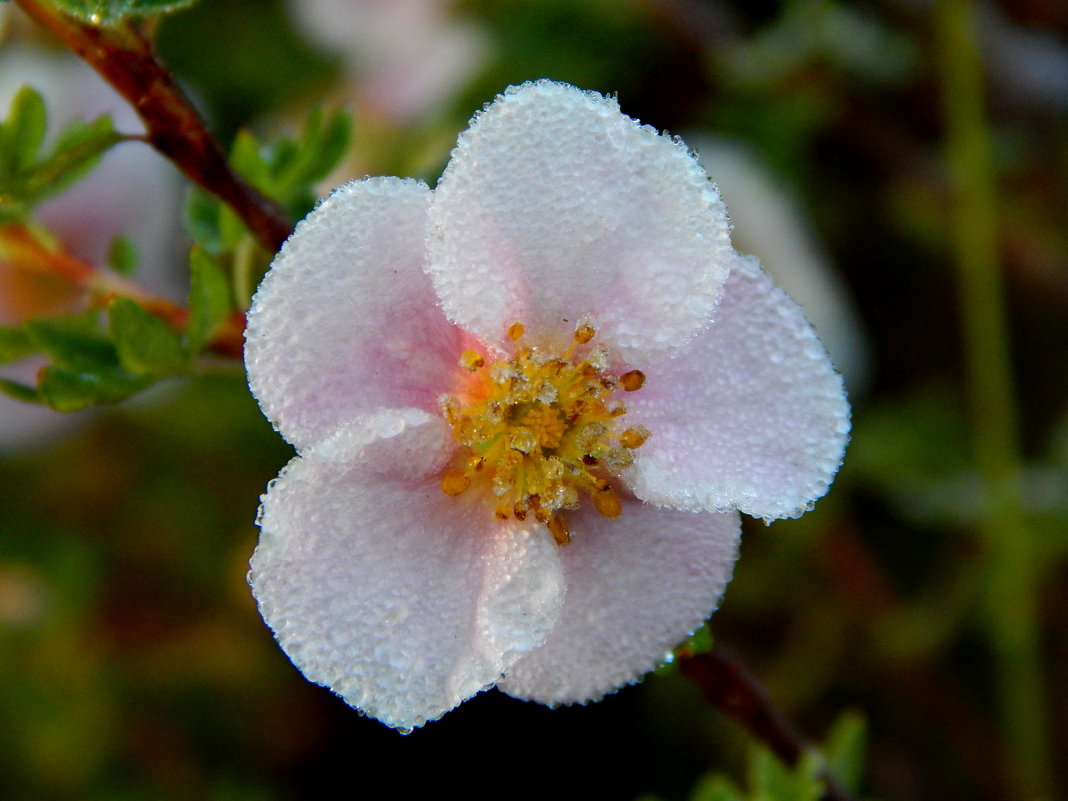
[289,0,488,124]
[245,81,849,730]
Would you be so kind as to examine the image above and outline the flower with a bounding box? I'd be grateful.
[245,80,849,731]
[289,0,488,125]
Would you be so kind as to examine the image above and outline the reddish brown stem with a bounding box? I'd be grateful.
[677,645,855,801]
[13,0,293,255]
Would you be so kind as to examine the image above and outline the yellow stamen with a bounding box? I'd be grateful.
[439,321,650,545]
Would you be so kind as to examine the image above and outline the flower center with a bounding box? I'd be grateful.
[439,321,649,545]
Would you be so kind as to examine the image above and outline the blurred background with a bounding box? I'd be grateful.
[1,0,1066,798]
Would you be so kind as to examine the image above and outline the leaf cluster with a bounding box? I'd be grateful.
[659,713,868,801]
[0,86,122,224]
[0,249,231,411]
[2,78,348,412]
[187,108,350,256]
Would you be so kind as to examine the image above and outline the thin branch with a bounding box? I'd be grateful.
[677,645,855,801]
[13,0,293,255]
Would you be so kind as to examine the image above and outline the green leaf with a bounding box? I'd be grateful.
[108,297,187,377]
[186,248,231,353]
[3,86,47,174]
[184,188,223,253]
[0,377,39,404]
[0,325,38,364]
[106,236,139,276]
[47,0,198,24]
[825,712,866,794]
[230,130,270,188]
[37,365,148,412]
[23,116,121,202]
[748,748,822,801]
[690,775,746,801]
[0,89,121,215]
[217,203,247,250]
[24,313,117,373]
[679,622,714,656]
[274,108,351,196]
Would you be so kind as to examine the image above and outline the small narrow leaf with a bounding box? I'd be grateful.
[24,116,121,201]
[0,377,39,404]
[108,297,187,377]
[184,189,223,253]
[230,130,270,188]
[24,313,117,373]
[0,325,38,364]
[37,365,148,411]
[748,748,821,801]
[275,109,352,202]
[107,236,139,275]
[825,712,866,794]
[217,203,247,250]
[689,775,746,801]
[7,86,47,172]
[186,248,231,353]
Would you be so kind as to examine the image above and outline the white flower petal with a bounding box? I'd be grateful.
[625,252,850,521]
[499,504,740,705]
[250,409,566,730]
[245,177,471,451]
[426,80,732,360]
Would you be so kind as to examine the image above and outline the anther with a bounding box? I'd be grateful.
[592,484,622,519]
[574,323,595,344]
[459,350,484,371]
[441,467,471,496]
[508,321,525,340]
[619,426,650,449]
[548,514,571,545]
[620,370,646,391]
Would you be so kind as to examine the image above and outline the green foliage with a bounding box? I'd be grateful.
[186,108,350,256]
[106,237,138,276]
[185,108,349,306]
[108,298,187,378]
[185,247,232,354]
[0,245,233,411]
[0,325,37,364]
[678,713,868,801]
[825,712,866,794]
[47,0,198,24]
[16,312,149,411]
[0,86,122,223]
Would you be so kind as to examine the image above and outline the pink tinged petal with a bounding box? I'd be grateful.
[250,409,565,731]
[426,80,733,360]
[499,503,741,705]
[245,177,471,451]
[624,253,851,521]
